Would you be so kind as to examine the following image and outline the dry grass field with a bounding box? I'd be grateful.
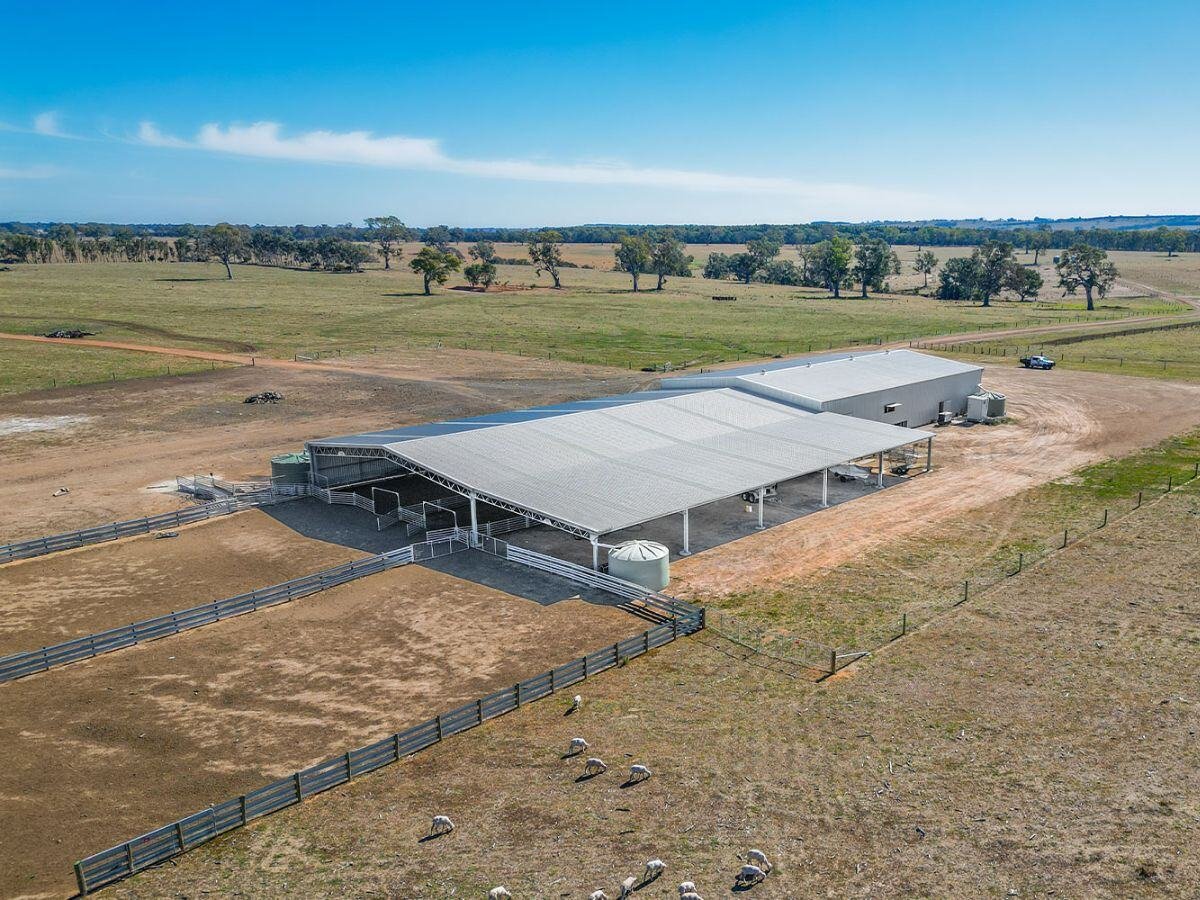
[0,560,644,898]
[113,476,1200,898]
[0,245,1186,394]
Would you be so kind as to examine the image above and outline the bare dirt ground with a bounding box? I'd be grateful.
[0,510,362,655]
[116,487,1200,898]
[0,350,646,543]
[671,364,1200,597]
[0,562,642,898]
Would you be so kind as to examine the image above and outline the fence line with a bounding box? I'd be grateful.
[0,537,464,684]
[72,559,704,895]
[0,494,279,566]
[708,459,1200,678]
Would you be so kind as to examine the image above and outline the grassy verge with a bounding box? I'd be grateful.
[927,322,1200,382]
[709,429,1200,655]
[0,339,233,395]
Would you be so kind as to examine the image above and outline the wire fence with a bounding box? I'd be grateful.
[72,542,704,896]
[0,494,274,565]
[0,538,466,684]
[707,460,1200,678]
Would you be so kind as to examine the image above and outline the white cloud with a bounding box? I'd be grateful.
[32,111,67,138]
[136,120,933,210]
[0,163,59,179]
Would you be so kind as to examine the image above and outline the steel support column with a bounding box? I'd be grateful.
[680,508,691,556]
[756,487,765,529]
[925,436,933,473]
[591,536,600,571]
[469,493,479,536]
[822,468,829,507]
[877,451,885,487]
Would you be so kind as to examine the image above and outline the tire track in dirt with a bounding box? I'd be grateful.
[670,365,1200,597]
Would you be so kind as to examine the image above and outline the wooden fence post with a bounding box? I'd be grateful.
[345,751,353,779]
[582,654,589,678]
[1101,508,1108,527]
[240,795,248,824]
[435,714,444,738]
[175,821,186,850]
[901,613,907,636]
[293,772,303,801]
[1062,528,1068,548]
[1167,475,1173,492]
[829,649,837,675]
[963,580,969,604]
[75,861,87,896]
[476,698,483,723]
[1136,490,1142,509]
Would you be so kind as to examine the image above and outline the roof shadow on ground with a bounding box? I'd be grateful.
[258,499,624,608]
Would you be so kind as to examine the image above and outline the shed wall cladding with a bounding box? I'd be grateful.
[822,370,982,426]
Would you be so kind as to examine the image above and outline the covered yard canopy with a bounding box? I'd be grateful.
[309,388,932,538]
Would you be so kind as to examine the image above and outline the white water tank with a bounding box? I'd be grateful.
[608,540,670,590]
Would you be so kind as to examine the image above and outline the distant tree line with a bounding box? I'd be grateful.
[3,220,1197,254]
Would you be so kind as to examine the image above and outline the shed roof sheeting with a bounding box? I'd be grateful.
[663,349,982,405]
[323,388,929,535]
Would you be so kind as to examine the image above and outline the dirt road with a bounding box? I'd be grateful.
[0,356,645,543]
[672,364,1200,596]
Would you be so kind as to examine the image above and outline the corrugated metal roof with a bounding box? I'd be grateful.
[308,389,703,449]
[663,349,981,405]
[660,350,864,385]
[360,388,930,535]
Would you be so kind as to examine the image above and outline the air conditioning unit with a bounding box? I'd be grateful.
[936,410,954,426]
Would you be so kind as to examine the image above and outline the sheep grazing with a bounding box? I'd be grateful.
[428,814,454,836]
[569,736,589,755]
[735,864,766,886]
[746,848,773,873]
[588,891,608,900]
[583,757,608,776]
[680,893,705,900]
[628,764,652,783]
[487,889,512,900]
[643,858,666,882]
[677,882,697,896]
[571,694,582,712]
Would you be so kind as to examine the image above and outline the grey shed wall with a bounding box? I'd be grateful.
[818,369,981,426]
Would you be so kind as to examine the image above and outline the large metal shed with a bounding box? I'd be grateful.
[307,388,933,567]
[661,349,984,427]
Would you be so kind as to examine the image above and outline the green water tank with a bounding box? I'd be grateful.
[271,451,311,485]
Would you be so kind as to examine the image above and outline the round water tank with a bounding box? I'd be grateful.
[608,540,670,591]
[270,451,311,485]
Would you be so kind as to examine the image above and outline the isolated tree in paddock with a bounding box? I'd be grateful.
[703,251,732,280]
[648,232,692,290]
[1003,262,1043,301]
[1056,243,1118,311]
[852,237,900,298]
[463,261,497,289]
[203,223,245,279]
[913,250,938,288]
[937,255,984,301]
[812,235,854,297]
[974,240,1016,307]
[409,246,461,294]
[726,252,760,284]
[469,240,497,264]
[364,216,409,269]
[1160,227,1188,257]
[614,235,652,291]
[528,230,565,287]
[745,237,781,270]
[423,225,454,251]
[1031,227,1052,265]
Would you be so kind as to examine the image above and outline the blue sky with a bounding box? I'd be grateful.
[2,0,1197,226]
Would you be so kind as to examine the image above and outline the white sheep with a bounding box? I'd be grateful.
[643,858,666,882]
[628,763,652,783]
[571,694,582,712]
[588,891,608,900]
[746,848,772,872]
[428,814,454,836]
[583,757,607,776]
[677,882,697,896]
[735,864,766,886]
[488,889,512,900]
[680,893,704,900]
[569,736,589,755]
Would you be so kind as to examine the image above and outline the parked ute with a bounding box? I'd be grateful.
[1019,355,1055,369]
